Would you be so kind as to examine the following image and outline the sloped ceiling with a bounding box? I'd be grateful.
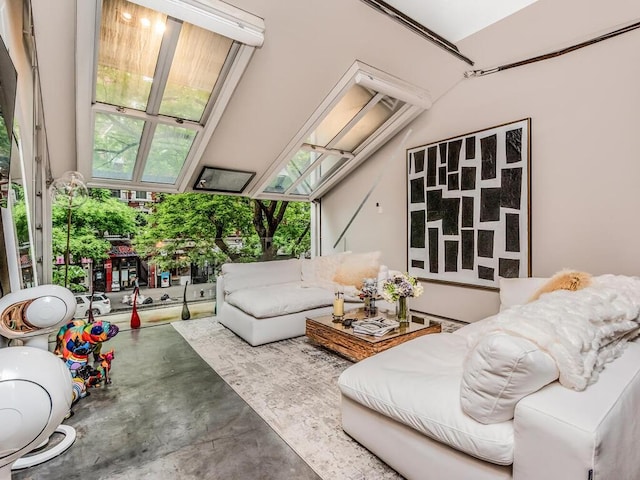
[29,0,640,193]
[458,0,640,68]
[379,0,539,43]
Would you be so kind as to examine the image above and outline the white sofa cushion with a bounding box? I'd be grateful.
[499,277,549,311]
[338,334,515,465]
[226,283,334,318]
[222,258,301,294]
[460,333,559,424]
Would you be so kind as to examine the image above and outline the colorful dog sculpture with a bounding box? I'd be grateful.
[55,319,119,403]
[95,350,115,384]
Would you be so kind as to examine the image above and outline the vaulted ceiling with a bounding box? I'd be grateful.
[29,0,640,197]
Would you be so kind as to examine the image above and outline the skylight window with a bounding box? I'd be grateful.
[75,0,264,192]
[95,0,165,111]
[141,123,197,183]
[253,61,431,201]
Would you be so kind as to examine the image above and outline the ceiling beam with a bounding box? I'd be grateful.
[359,0,474,65]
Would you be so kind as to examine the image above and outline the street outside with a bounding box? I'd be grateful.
[96,281,216,330]
[103,281,216,312]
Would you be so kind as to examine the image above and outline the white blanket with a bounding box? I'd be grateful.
[469,275,640,390]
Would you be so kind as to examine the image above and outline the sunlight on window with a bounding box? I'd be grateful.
[306,85,373,147]
[96,0,165,111]
[159,23,233,122]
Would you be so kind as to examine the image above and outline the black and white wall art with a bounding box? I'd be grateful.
[407,119,531,289]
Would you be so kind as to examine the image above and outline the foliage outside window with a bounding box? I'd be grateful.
[133,193,311,276]
[14,184,310,291]
[49,188,138,292]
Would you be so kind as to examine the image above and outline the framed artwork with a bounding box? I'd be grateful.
[194,166,255,193]
[407,118,531,289]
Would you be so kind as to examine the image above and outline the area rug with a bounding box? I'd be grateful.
[172,317,404,480]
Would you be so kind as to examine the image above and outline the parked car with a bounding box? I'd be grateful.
[74,293,112,319]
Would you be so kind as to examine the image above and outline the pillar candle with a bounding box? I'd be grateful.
[333,297,344,316]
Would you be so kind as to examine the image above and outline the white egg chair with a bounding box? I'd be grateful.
[0,285,78,477]
[0,347,75,479]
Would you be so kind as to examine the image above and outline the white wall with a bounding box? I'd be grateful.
[322,24,640,322]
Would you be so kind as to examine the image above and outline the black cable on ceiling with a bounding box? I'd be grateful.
[360,0,474,66]
[465,19,640,78]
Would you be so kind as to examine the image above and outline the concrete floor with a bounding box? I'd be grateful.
[13,324,321,480]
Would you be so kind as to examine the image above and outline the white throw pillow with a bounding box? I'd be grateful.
[333,251,381,289]
[499,277,549,311]
[460,333,559,424]
[376,265,389,295]
[301,252,351,288]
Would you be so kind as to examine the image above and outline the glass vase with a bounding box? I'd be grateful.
[369,296,377,316]
[364,296,371,314]
[397,297,408,323]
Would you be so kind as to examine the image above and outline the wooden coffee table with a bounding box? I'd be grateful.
[305,309,441,362]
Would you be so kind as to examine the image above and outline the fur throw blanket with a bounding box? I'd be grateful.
[470,275,640,390]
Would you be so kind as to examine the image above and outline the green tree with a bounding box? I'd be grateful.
[253,199,288,260]
[253,200,310,260]
[0,116,11,166]
[134,193,255,273]
[11,183,29,245]
[271,200,310,258]
[134,193,311,272]
[51,188,138,291]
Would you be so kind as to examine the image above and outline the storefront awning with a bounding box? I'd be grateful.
[109,245,138,258]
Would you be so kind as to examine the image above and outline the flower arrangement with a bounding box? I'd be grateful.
[381,273,424,303]
[359,278,379,316]
[358,278,378,299]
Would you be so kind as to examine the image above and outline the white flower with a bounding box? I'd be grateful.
[359,278,378,298]
[381,273,423,303]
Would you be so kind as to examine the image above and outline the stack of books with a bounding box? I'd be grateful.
[352,318,400,337]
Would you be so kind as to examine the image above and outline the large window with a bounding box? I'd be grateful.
[76,0,264,192]
[253,61,431,201]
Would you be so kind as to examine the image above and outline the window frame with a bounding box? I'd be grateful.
[75,0,264,193]
[251,61,432,202]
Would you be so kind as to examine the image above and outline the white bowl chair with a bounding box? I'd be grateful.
[0,285,78,478]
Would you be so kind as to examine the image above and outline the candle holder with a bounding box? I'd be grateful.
[332,289,345,322]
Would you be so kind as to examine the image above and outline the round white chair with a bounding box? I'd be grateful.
[0,347,74,480]
[0,285,78,477]
[0,285,77,350]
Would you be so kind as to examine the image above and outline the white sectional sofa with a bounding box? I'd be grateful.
[338,274,640,480]
[216,252,390,346]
